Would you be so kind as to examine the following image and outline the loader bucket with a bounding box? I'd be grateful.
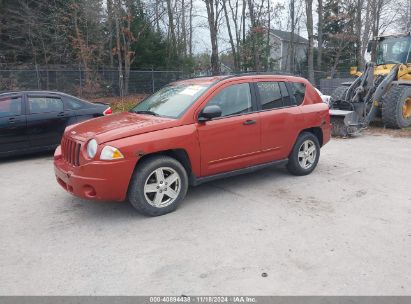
[329,109,361,137]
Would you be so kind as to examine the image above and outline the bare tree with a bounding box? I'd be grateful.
[361,0,372,66]
[247,0,260,71]
[189,0,194,56]
[204,0,221,75]
[287,0,296,72]
[355,0,364,69]
[222,0,239,70]
[167,0,177,58]
[227,0,243,69]
[265,0,271,71]
[317,0,323,70]
[242,0,246,66]
[305,0,315,83]
[182,0,187,56]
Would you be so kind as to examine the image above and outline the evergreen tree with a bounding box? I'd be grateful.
[322,0,357,77]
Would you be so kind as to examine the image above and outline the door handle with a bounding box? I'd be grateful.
[243,119,257,125]
[8,117,16,124]
[57,112,66,118]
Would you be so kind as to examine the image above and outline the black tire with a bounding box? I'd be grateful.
[127,156,188,216]
[382,84,411,129]
[331,86,349,104]
[287,132,321,176]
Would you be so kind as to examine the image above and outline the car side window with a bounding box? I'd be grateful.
[0,96,22,118]
[207,83,252,117]
[29,96,64,114]
[256,82,283,110]
[289,82,306,106]
[65,98,84,110]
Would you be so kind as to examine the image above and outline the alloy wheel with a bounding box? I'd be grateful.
[143,167,181,208]
[298,139,317,170]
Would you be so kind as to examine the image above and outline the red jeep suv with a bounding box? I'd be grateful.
[54,75,330,216]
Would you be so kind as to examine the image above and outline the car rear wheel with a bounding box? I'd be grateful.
[286,132,320,176]
[128,156,188,216]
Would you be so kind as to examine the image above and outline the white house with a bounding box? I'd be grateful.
[269,29,308,72]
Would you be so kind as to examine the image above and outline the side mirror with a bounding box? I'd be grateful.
[367,40,375,53]
[198,105,222,122]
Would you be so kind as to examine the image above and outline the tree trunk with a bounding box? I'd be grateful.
[265,0,271,71]
[155,0,160,32]
[223,0,239,70]
[73,5,90,83]
[228,0,241,69]
[107,0,114,68]
[189,0,193,56]
[371,0,382,62]
[361,0,372,65]
[114,4,124,98]
[317,0,323,71]
[167,0,177,58]
[242,0,246,69]
[247,0,259,71]
[182,0,187,56]
[305,0,315,84]
[204,0,220,75]
[355,0,363,69]
[288,0,296,72]
[330,47,342,78]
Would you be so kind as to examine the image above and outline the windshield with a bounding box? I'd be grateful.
[376,37,411,65]
[131,84,209,118]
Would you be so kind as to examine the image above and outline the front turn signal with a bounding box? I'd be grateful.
[100,146,124,160]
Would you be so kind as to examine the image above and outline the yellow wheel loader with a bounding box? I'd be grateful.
[329,33,411,136]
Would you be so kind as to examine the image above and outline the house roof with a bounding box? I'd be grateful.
[270,29,308,44]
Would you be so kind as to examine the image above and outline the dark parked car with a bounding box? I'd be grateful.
[0,91,112,157]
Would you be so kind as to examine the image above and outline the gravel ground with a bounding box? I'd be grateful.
[0,134,410,295]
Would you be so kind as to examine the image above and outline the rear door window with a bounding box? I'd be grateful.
[279,82,293,106]
[257,82,283,110]
[29,96,64,114]
[0,96,22,117]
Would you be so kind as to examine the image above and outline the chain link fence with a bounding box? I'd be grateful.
[0,67,355,98]
[0,68,185,98]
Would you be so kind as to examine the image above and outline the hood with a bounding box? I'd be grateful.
[66,112,176,143]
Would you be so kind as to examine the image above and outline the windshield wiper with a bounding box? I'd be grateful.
[133,110,159,116]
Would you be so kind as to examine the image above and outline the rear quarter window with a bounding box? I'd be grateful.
[290,82,306,106]
[65,97,87,110]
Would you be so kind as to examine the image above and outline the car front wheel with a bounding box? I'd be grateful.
[287,132,320,176]
[128,156,188,216]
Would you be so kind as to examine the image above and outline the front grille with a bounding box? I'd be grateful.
[61,137,82,166]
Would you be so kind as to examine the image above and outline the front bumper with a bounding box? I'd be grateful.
[54,146,136,201]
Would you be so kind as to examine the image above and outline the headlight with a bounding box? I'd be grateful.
[100,146,124,160]
[87,139,98,159]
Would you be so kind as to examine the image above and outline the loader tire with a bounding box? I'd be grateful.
[331,86,349,103]
[382,84,411,129]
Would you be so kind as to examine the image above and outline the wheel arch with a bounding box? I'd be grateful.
[135,148,192,175]
[299,127,323,146]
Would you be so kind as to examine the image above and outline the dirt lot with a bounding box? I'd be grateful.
[0,133,410,295]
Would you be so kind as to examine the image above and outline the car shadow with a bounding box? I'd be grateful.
[186,165,289,198]
[65,165,290,221]
[0,150,55,164]
[56,196,147,221]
